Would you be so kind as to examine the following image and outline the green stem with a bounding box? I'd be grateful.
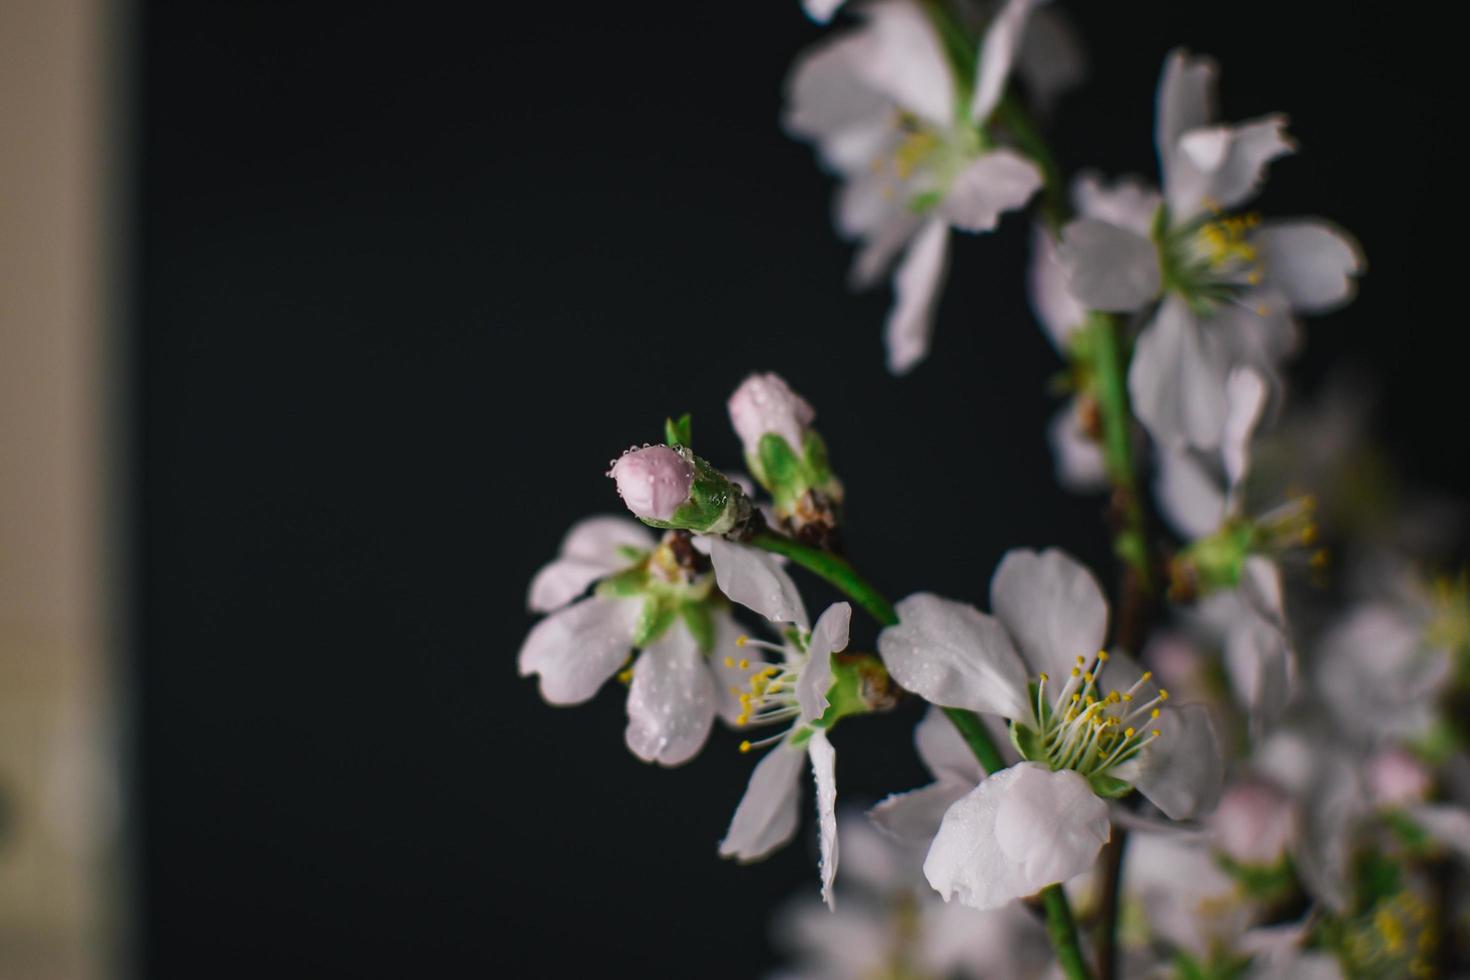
[748,531,1092,978]
[1088,310,1153,596]
[1042,883,1096,980]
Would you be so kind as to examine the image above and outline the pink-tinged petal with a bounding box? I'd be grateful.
[783,33,895,173]
[1156,49,1217,164]
[1155,448,1227,541]
[1255,219,1365,314]
[1028,225,1087,351]
[971,0,1037,122]
[915,704,988,783]
[851,0,955,127]
[1057,218,1160,311]
[624,624,717,767]
[809,730,840,909]
[1131,703,1223,820]
[610,445,694,521]
[527,516,653,612]
[707,537,810,629]
[1072,172,1160,236]
[990,548,1108,682]
[728,372,816,461]
[878,593,1033,723]
[798,603,852,723]
[802,0,845,23]
[517,596,640,705]
[939,149,1043,233]
[1128,297,1228,451]
[924,762,1109,910]
[884,218,950,375]
[1210,777,1295,867]
[870,779,972,845]
[720,743,807,862]
[1048,401,1107,494]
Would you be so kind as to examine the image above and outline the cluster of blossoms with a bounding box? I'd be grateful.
[519,2,1468,977]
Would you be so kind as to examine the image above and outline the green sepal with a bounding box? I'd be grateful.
[664,413,692,449]
[631,596,677,648]
[1183,520,1256,593]
[1383,808,1437,855]
[908,189,944,214]
[1170,950,1252,980]
[595,567,648,598]
[1114,529,1148,577]
[813,654,880,730]
[1010,721,1048,765]
[614,544,647,563]
[678,601,715,655]
[637,447,752,536]
[803,430,833,487]
[757,432,805,509]
[1087,772,1135,799]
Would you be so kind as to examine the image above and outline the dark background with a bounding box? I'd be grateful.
[134,1,1462,976]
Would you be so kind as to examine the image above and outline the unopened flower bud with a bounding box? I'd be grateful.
[608,444,754,536]
[610,445,693,521]
[728,372,815,461]
[1366,748,1432,807]
[1210,777,1293,867]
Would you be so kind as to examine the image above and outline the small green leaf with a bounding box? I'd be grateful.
[679,602,715,654]
[595,567,648,598]
[631,597,677,648]
[757,432,805,506]
[664,413,693,448]
[1010,722,1047,764]
[1087,772,1135,799]
[803,430,833,486]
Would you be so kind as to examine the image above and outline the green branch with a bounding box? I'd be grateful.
[747,531,1094,980]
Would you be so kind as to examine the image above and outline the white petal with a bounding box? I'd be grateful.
[878,593,1034,723]
[1222,367,1268,497]
[915,704,987,783]
[989,548,1108,681]
[869,779,972,845]
[850,208,922,287]
[852,0,956,126]
[1155,448,1227,540]
[1132,703,1223,820]
[1014,4,1086,114]
[1049,402,1108,493]
[924,763,1109,910]
[939,149,1043,233]
[1408,805,1470,862]
[971,0,1037,122]
[517,596,640,705]
[528,516,652,613]
[799,603,852,723]
[1057,218,1160,311]
[783,34,894,173]
[1072,172,1160,236]
[1169,116,1294,220]
[884,218,950,374]
[1255,219,1365,314]
[720,743,807,862]
[1028,225,1087,351]
[624,624,717,766]
[809,730,840,909]
[1128,297,1228,451]
[1156,49,1217,165]
[802,0,845,24]
[707,536,810,629]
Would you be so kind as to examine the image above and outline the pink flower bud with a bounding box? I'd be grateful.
[1366,748,1432,807]
[610,445,693,522]
[727,372,815,458]
[1210,777,1293,867]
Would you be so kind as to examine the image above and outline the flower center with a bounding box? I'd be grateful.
[1028,651,1168,779]
[725,634,806,753]
[1159,205,1267,313]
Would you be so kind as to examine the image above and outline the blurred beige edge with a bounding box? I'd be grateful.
[3,0,130,977]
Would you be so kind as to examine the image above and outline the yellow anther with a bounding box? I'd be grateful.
[1151,708,1160,719]
[729,687,741,696]
[1084,672,1094,683]
[1124,727,1135,738]
[767,683,783,694]
[739,740,753,754]
[1246,269,1263,285]
[735,635,749,647]
[738,658,750,670]
[1157,689,1170,701]
[1141,671,1152,682]
[1311,549,1330,569]
[1151,729,1162,737]
[1122,694,1133,702]
[1076,655,1086,665]
[1301,524,1319,546]
[617,668,634,684]
[1097,650,1109,662]
[724,656,735,668]
[1038,673,1049,683]
[1071,693,1081,703]
[739,693,751,704]
[1255,304,1271,317]
[1071,667,1081,678]
[735,714,748,726]
[764,666,780,677]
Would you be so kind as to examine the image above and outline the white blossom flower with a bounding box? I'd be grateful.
[875,548,1222,909]
[784,0,1044,373]
[518,517,751,766]
[770,811,1051,979]
[719,601,853,909]
[1055,50,1363,450]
